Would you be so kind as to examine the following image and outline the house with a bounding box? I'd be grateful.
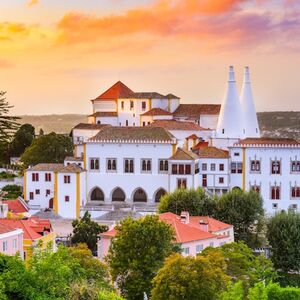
[97,212,234,259]
[2,198,29,217]
[0,223,23,258]
[0,217,56,260]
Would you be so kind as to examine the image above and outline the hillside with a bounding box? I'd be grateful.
[18,112,300,139]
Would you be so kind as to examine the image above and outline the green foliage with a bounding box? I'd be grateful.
[107,215,175,300]
[267,210,300,273]
[151,252,230,300]
[215,190,265,247]
[98,290,124,300]
[0,172,16,180]
[71,212,108,252]
[220,281,244,300]
[8,123,35,158]
[158,187,216,216]
[21,132,73,166]
[1,184,22,199]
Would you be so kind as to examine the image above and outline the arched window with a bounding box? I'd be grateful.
[133,188,147,202]
[155,189,167,203]
[112,188,126,201]
[91,188,104,201]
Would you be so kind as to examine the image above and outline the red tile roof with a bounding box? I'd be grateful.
[101,228,117,238]
[189,216,232,232]
[92,81,134,101]
[173,104,221,119]
[235,138,300,146]
[0,218,52,240]
[197,146,229,158]
[2,199,28,214]
[149,120,203,131]
[73,123,111,130]
[192,141,209,151]
[0,223,18,234]
[169,148,199,160]
[141,108,172,116]
[88,112,118,118]
[186,134,198,139]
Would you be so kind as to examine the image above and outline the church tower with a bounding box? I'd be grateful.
[216,66,244,139]
[240,66,260,137]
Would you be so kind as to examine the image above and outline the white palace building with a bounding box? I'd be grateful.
[24,66,300,219]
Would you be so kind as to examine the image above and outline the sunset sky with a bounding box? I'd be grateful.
[1,0,300,115]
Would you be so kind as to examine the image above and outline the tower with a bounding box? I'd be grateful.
[216,66,244,139]
[240,66,260,137]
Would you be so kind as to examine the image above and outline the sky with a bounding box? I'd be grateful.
[1,0,300,115]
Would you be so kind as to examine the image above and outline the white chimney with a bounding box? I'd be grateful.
[180,211,190,224]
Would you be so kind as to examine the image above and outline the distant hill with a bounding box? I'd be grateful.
[18,112,300,139]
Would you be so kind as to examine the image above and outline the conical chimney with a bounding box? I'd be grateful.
[240,66,260,137]
[216,66,244,139]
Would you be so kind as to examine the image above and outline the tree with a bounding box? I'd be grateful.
[1,184,22,199]
[151,252,230,300]
[158,188,216,216]
[215,190,265,247]
[267,210,300,273]
[107,215,175,300]
[8,124,35,158]
[71,212,108,252]
[21,132,73,166]
[39,128,44,136]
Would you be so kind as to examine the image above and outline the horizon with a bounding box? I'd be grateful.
[1,1,300,114]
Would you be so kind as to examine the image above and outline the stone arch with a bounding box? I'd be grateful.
[132,188,147,202]
[90,187,104,201]
[111,187,126,202]
[154,188,167,203]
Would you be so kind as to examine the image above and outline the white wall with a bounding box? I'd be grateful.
[93,100,117,112]
[95,117,118,126]
[73,128,103,145]
[200,115,218,130]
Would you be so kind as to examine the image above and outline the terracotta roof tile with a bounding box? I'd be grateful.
[2,199,28,214]
[189,216,232,232]
[89,126,175,143]
[65,156,83,162]
[197,146,229,158]
[173,104,221,119]
[192,141,209,151]
[0,223,18,234]
[92,81,134,101]
[235,138,300,146]
[170,148,199,160]
[88,112,118,118]
[59,163,85,173]
[73,123,110,130]
[149,120,203,131]
[141,108,172,116]
[28,163,64,172]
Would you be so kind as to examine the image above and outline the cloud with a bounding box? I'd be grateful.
[0,59,13,68]
[27,0,39,7]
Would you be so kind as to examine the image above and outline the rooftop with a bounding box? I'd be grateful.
[88,111,118,118]
[197,146,229,158]
[189,216,232,232]
[0,223,19,235]
[28,163,84,173]
[173,104,221,119]
[2,198,28,214]
[73,123,110,130]
[170,148,199,161]
[149,120,203,131]
[89,126,175,143]
[141,108,173,116]
[234,138,300,147]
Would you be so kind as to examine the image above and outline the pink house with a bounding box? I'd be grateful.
[0,223,24,259]
[98,212,234,259]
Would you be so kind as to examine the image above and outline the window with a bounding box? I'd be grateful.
[65,195,70,202]
[231,162,242,173]
[211,163,216,171]
[202,174,207,187]
[29,192,34,200]
[32,173,39,182]
[185,165,191,175]
[251,185,260,193]
[250,160,261,172]
[183,247,189,255]
[291,186,300,198]
[234,152,240,156]
[13,239,17,249]
[124,159,134,173]
[219,177,224,184]
[219,164,224,171]
[195,163,199,174]
[35,189,40,195]
[142,101,146,110]
[121,101,124,110]
[271,160,281,174]
[148,122,151,125]
[45,173,52,182]
[172,164,178,174]
[177,178,187,189]
[126,120,129,126]
[46,189,50,196]
[209,242,214,247]
[291,161,300,173]
[290,204,298,210]
[196,244,204,253]
[172,164,191,175]
[90,158,100,171]
[64,175,71,184]
[202,163,207,171]
[142,122,146,126]
[141,159,151,172]
[130,100,134,110]
[271,186,280,200]
[179,164,185,175]
[272,203,278,209]
[107,158,117,172]
[159,160,168,173]
[2,241,8,252]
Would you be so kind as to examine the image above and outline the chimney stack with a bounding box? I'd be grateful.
[180,211,190,224]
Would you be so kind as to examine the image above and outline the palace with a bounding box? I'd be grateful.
[24,66,300,219]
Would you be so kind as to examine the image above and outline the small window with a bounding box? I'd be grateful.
[177,178,187,189]
[291,187,300,198]
[210,163,216,171]
[291,161,300,173]
[32,173,39,182]
[250,160,261,172]
[195,163,199,174]
[271,160,281,174]
[141,159,151,173]
[234,152,240,157]
[202,163,207,171]
[222,129,225,134]
[64,175,71,184]
[219,164,224,171]
[107,158,117,172]
[142,101,146,110]
[251,185,260,193]
[219,177,224,184]
[185,165,191,175]
[130,101,134,110]
[2,241,8,252]
[196,244,203,253]
[35,189,40,195]
[45,173,52,182]
[142,122,146,127]
[148,122,151,125]
[46,189,51,196]
[126,120,129,126]
[124,159,134,173]
[183,247,190,255]
[210,242,214,247]
[29,192,34,200]
[65,195,70,202]
[121,101,124,110]
[159,160,168,173]
[90,158,100,170]
[271,186,280,200]
[272,203,278,209]
[13,239,17,249]
[172,164,178,174]
[179,164,184,175]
